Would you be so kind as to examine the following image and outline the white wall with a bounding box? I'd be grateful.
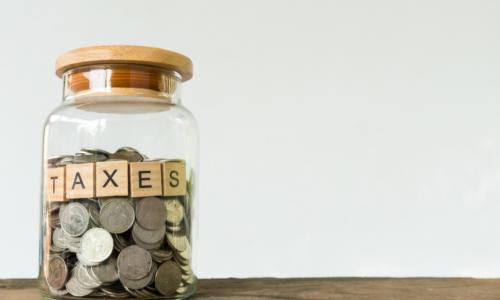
[1,0,500,278]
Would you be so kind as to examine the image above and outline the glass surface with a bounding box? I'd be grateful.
[38,66,199,299]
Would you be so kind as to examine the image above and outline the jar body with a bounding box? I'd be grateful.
[38,67,198,299]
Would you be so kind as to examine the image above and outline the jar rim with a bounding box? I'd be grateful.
[55,45,193,81]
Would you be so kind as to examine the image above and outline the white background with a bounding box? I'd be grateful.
[1,0,500,279]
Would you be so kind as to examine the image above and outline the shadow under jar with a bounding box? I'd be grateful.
[38,46,199,300]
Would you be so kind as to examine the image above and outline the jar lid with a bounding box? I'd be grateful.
[55,45,193,81]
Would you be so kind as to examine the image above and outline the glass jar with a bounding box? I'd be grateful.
[38,46,198,299]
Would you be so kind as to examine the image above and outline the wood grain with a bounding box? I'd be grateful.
[46,167,65,201]
[95,160,129,197]
[130,161,162,197]
[55,45,193,81]
[162,160,187,196]
[65,163,95,199]
[3,278,500,300]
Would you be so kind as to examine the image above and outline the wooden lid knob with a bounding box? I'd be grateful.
[55,45,193,81]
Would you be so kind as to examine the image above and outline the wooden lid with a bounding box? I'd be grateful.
[55,45,193,81]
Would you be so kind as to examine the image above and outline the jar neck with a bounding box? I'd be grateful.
[62,65,182,104]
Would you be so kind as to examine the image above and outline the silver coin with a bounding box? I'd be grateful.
[77,253,99,267]
[60,202,89,237]
[100,198,135,234]
[58,203,68,222]
[80,228,113,264]
[100,285,129,298]
[53,227,81,253]
[117,245,152,280]
[91,256,119,283]
[50,245,65,253]
[73,153,108,163]
[132,229,164,250]
[116,146,140,152]
[88,202,101,226]
[134,287,159,297]
[55,155,75,167]
[47,155,70,167]
[149,248,173,263]
[80,148,111,157]
[109,147,144,162]
[75,264,102,289]
[66,277,94,297]
[135,197,166,230]
[113,234,130,252]
[123,285,142,297]
[165,199,184,224]
[120,262,157,290]
[52,228,67,249]
[132,222,165,245]
[66,240,81,253]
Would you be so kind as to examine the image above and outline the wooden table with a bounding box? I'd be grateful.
[2,278,500,300]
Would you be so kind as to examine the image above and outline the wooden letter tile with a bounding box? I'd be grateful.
[162,160,186,196]
[130,161,162,197]
[96,160,129,197]
[65,163,95,199]
[47,167,65,201]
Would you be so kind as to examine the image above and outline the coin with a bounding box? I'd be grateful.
[165,198,184,224]
[58,203,68,221]
[166,232,188,252]
[135,197,166,230]
[88,202,101,227]
[155,261,182,296]
[149,248,173,263]
[132,222,165,245]
[117,245,152,280]
[47,155,69,167]
[176,283,189,294]
[182,271,195,284]
[100,198,135,234]
[113,233,130,252]
[46,255,68,290]
[109,147,143,162]
[91,256,119,284]
[166,223,182,233]
[54,225,83,249]
[175,243,191,267]
[54,155,75,167]
[60,202,89,237]
[100,285,129,298]
[120,262,157,290]
[48,285,68,296]
[52,228,67,249]
[80,228,113,264]
[77,253,99,267]
[73,153,108,163]
[81,147,112,157]
[75,264,102,289]
[132,230,164,250]
[44,147,195,297]
[66,276,94,297]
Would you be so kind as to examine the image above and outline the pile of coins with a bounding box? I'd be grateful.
[44,147,195,298]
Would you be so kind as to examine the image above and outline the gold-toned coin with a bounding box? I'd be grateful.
[155,261,182,296]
